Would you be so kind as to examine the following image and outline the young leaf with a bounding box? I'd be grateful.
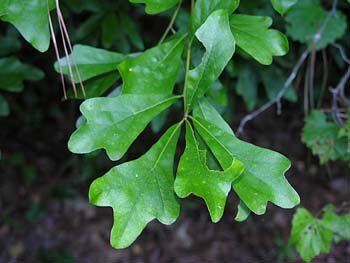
[129,0,180,14]
[55,45,127,82]
[68,95,180,161]
[185,10,235,112]
[285,1,347,50]
[229,14,289,65]
[290,208,333,263]
[302,110,348,164]
[192,98,300,214]
[89,123,181,248]
[0,57,44,92]
[174,122,244,223]
[191,0,240,32]
[271,0,298,15]
[0,0,55,52]
[119,36,185,96]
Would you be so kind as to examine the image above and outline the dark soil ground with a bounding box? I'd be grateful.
[1,78,350,263]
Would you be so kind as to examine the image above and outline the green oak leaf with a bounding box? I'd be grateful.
[192,98,300,214]
[185,9,235,112]
[68,95,180,161]
[0,0,55,52]
[55,45,127,82]
[174,122,244,223]
[285,1,347,50]
[0,94,10,117]
[230,14,289,65]
[290,208,333,263]
[119,36,185,95]
[302,110,348,164]
[271,0,298,15]
[129,0,180,14]
[191,0,240,33]
[89,123,181,249]
[0,57,44,92]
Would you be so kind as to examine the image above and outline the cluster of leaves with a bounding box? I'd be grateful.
[63,0,302,249]
[0,29,44,116]
[1,0,350,262]
[290,206,350,262]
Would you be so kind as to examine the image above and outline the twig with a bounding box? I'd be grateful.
[237,48,310,136]
[332,43,350,65]
[330,65,350,125]
[158,1,182,45]
[236,0,339,136]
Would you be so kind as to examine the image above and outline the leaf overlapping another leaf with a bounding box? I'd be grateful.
[174,122,244,223]
[191,0,240,33]
[185,9,235,112]
[119,36,185,95]
[68,37,185,160]
[90,123,182,248]
[192,99,300,214]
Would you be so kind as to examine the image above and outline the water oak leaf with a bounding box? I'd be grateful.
[68,95,180,161]
[185,10,235,112]
[89,123,181,248]
[192,99,300,214]
[229,14,289,65]
[271,0,298,15]
[0,0,55,52]
[286,2,347,50]
[290,208,333,263]
[174,122,244,223]
[302,110,348,164]
[119,36,185,95]
[129,0,180,14]
[0,57,44,92]
[55,45,127,82]
[191,0,240,32]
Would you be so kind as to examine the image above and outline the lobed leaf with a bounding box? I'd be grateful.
[68,94,180,161]
[174,122,244,223]
[192,98,300,214]
[229,14,289,65]
[90,123,181,248]
[302,110,348,164]
[290,208,333,263]
[185,10,235,112]
[0,0,55,52]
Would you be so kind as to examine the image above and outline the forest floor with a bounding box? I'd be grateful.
[1,89,350,263]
